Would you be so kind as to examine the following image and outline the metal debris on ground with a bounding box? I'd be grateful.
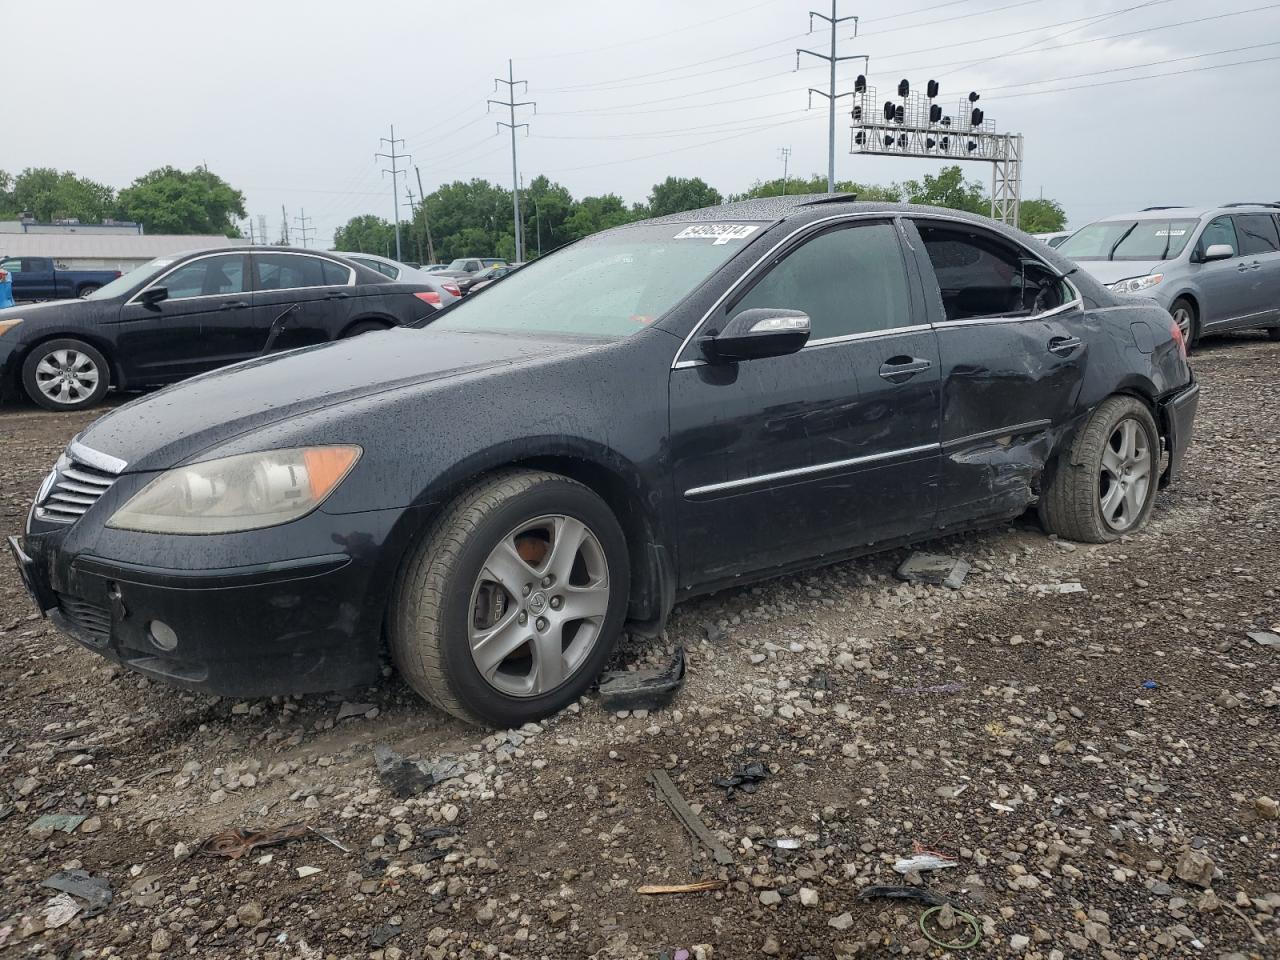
[919,904,983,950]
[649,769,735,865]
[307,825,351,853]
[637,879,726,895]
[199,823,309,860]
[29,812,86,834]
[597,644,686,711]
[41,870,112,917]
[896,552,970,589]
[894,853,960,874]
[858,885,950,907]
[336,701,376,722]
[1247,630,1280,648]
[712,760,768,797]
[373,744,466,798]
[892,681,966,695]
[42,893,80,928]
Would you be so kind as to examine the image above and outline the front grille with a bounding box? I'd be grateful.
[36,446,122,523]
[56,593,111,645]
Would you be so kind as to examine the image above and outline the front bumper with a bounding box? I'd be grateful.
[12,504,422,698]
[1158,377,1199,486]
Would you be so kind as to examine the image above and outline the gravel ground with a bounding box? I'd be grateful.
[0,332,1277,960]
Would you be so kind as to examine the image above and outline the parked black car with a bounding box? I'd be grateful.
[10,198,1199,727]
[0,247,439,410]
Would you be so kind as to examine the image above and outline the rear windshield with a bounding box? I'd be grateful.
[1058,219,1197,261]
[429,221,765,339]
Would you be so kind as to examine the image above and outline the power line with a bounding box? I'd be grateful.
[375,125,410,261]
[488,60,535,262]
[860,0,1050,37]
[982,51,1280,101]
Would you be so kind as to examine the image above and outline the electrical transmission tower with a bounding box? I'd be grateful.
[376,126,410,261]
[778,147,792,195]
[280,205,291,245]
[293,209,314,248]
[488,60,535,263]
[798,2,867,193]
[257,215,269,247]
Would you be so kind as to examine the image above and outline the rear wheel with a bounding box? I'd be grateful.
[342,320,390,338]
[391,470,630,727]
[1039,395,1160,543]
[21,339,110,411]
[1170,297,1198,347]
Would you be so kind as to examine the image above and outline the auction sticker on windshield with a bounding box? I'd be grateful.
[674,224,760,244]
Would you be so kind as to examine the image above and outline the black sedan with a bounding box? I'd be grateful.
[0,247,439,410]
[11,198,1199,727]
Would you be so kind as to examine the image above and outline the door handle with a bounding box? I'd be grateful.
[1048,335,1083,356]
[1237,263,1252,272]
[326,291,350,300]
[219,300,249,310]
[1251,261,1262,271]
[878,356,932,383]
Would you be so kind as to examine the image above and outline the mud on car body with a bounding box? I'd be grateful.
[10,197,1200,727]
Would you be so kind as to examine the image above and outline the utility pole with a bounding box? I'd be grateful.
[798,3,866,193]
[404,186,425,264]
[778,147,792,194]
[247,219,256,245]
[488,60,535,263]
[413,166,437,265]
[280,205,290,245]
[257,215,269,248]
[375,125,410,261]
[293,209,314,248]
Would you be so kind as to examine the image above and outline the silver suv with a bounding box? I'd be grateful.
[1059,203,1280,345]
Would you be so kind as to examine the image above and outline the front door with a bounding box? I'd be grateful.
[669,218,941,588]
[114,253,253,383]
[906,218,1089,527]
[251,252,357,352]
[1193,215,1253,329]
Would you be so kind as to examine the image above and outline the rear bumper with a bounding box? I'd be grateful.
[1159,378,1199,486]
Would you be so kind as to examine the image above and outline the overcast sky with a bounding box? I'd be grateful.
[8,0,1280,247]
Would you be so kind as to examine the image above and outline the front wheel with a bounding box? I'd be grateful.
[1039,396,1160,543]
[391,470,630,726]
[342,320,390,338]
[21,339,110,411]
[1170,297,1198,347]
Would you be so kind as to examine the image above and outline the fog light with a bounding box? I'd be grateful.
[148,620,178,651]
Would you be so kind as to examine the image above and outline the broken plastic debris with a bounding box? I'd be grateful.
[30,812,86,834]
[763,837,803,850]
[43,893,80,928]
[893,853,960,874]
[373,744,466,798]
[896,552,970,589]
[41,870,112,917]
[597,644,686,711]
[369,924,401,947]
[637,880,726,895]
[296,866,322,878]
[712,760,768,798]
[1142,680,1159,690]
[649,769,735,865]
[199,823,309,860]
[858,885,950,907]
[336,701,376,722]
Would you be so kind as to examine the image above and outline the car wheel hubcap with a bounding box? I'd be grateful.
[34,349,99,405]
[467,514,610,698]
[1173,307,1192,340]
[1099,418,1152,531]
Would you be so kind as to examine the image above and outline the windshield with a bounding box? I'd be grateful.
[86,257,176,300]
[1058,219,1197,261]
[429,221,765,339]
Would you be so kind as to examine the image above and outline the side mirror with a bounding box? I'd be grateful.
[1201,243,1234,262]
[699,308,811,363]
[140,286,169,309]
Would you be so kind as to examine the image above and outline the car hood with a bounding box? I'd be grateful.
[76,327,567,472]
[1073,260,1164,285]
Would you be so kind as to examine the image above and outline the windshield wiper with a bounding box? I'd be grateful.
[1107,222,1139,261]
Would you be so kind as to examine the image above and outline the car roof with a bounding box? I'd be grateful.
[1089,203,1280,223]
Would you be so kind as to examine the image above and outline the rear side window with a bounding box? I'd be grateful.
[256,254,351,290]
[1199,217,1239,257]
[916,223,1068,322]
[733,221,912,340]
[1234,214,1280,255]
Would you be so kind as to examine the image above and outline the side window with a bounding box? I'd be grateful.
[154,256,246,301]
[1234,215,1280,255]
[732,222,912,340]
[916,223,1067,322]
[1198,217,1238,258]
[255,254,346,290]
[466,261,480,272]
[1,258,22,273]
[321,259,353,284]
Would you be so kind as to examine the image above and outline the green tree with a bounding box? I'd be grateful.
[1,167,115,222]
[562,194,640,241]
[899,165,986,214]
[333,214,398,255]
[116,166,246,236]
[422,179,514,262]
[646,176,722,217]
[1017,197,1067,234]
[732,174,902,202]
[523,175,577,256]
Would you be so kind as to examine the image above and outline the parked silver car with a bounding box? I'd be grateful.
[1059,203,1280,345]
[335,252,461,309]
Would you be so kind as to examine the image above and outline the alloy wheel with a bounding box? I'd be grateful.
[1098,418,1152,531]
[467,514,610,698]
[34,349,100,406]
[1171,305,1193,341]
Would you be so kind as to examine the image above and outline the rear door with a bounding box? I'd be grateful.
[114,253,254,382]
[251,252,357,351]
[669,217,941,585]
[1231,213,1280,328]
[906,218,1088,527]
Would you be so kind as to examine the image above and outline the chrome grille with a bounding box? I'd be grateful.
[56,593,111,645]
[36,442,125,523]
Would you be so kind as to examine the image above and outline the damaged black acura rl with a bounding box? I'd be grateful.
[10,197,1199,727]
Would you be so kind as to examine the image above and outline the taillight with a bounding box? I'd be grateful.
[114,271,122,278]
[1170,319,1187,359]
[442,283,461,297]
[414,291,441,305]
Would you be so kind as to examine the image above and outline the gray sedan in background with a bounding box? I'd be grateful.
[1059,203,1280,345]
[336,252,461,309]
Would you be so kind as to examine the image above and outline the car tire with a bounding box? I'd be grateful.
[1170,297,1199,347]
[21,339,110,411]
[1039,395,1160,544]
[391,469,630,727]
[342,320,390,338]
[77,285,99,299]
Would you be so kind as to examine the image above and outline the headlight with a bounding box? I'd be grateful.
[108,446,361,534]
[1110,273,1163,295]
